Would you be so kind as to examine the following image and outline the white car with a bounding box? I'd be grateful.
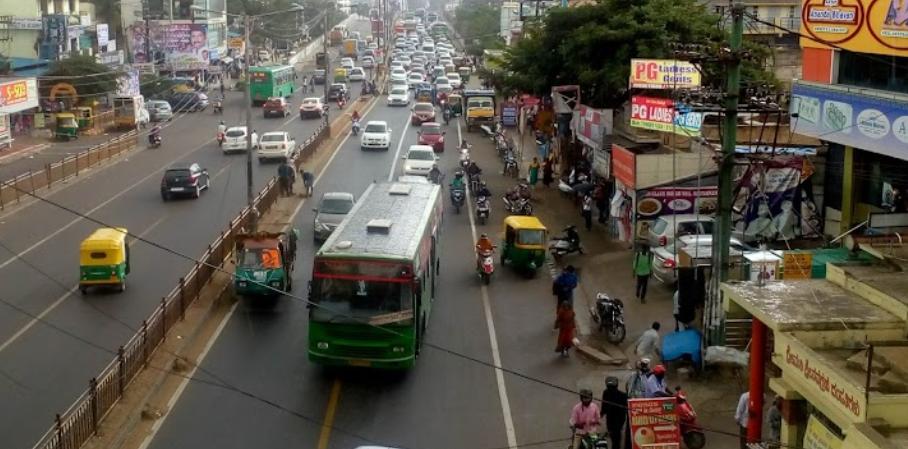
[434,76,450,87]
[651,235,752,285]
[361,120,392,150]
[340,57,355,70]
[257,131,296,162]
[222,126,249,153]
[402,145,438,176]
[390,68,408,82]
[387,87,410,106]
[299,97,326,118]
[348,67,366,81]
[361,56,375,68]
[445,73,462,88]
[407,73,425,88]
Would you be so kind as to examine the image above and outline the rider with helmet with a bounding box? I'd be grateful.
[626,358,651,399]
[569,389,600,447]
[601,376,628,449]
[428,164,442,184]
[475,233,495,271]
[450,170,465,191]
[645,364,670,398]
[217,120,226,147]
[476,181,492,199]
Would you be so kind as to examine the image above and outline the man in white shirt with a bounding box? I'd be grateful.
[634,321,661,363]
[735,391,750,449]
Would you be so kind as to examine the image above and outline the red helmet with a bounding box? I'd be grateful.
[652,364,667,376]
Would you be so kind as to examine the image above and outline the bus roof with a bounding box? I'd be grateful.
[249,65,293,73]
[318,182,441,261]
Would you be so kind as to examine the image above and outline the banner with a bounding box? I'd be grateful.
[734,158,821,243]
[803,415,844,449]
[637,186,718,218]
[573,105,612,151]
[800,0,908,57]
[0,79,38,114]
[630,96,703,136]
[630,59,701,89]
[151,23,210,71]
[612,144,636,188]
[96,23,109,47]
[628,397,681,449]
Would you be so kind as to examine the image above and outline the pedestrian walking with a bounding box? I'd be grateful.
[542,156,554,188]
[552,265,579,309]
[632,245,653,302]
[528,157,540,186]
[767,395,782,449]
[673,290,682,331]
[553,301,576,357]
[300,168,315,197]
[277,160,294,196]
[634,321,661,363]
[581,193,593,231]
[735,391,750,449]
[220,80,225,97]
[600,376,628,449]
[251,129,259,149]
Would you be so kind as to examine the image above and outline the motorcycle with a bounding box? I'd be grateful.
[443,105,451,125]
[148,133,162,149]
[217,131,225,148]
[570,430,609,449]
[676,387,706,449]
[476,247,496,285]
[450,186,466,214]
[503,155,518,178]
[459,145,471,171]
[549,225,584,260]
[591,293,626,344]
[213,100,223,114]
[475,195,490,225]
[558,170,590,195]
[502,195,533,216]
[352,120,361,136]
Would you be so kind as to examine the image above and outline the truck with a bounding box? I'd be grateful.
[462,89,497,132]
[343,38,358,59]
[112,94,149,129]
[329,26,345,46]
[234,231,299,297]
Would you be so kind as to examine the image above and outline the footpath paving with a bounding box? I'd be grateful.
[0,131,132,180]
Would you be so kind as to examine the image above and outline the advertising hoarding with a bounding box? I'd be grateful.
[800,0,908,57]
[627,397,681,449]
[0,79,39,114]
[630,96,703,136]
[629,59,701,89]
[612,144,636,188]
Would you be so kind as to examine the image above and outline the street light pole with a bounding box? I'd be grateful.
[244,14,256,232]
[323,9,330,127]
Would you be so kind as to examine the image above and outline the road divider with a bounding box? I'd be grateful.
[0,131,138,210]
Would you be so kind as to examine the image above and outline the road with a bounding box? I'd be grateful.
[143,80,596,449]
[0,27,369,449]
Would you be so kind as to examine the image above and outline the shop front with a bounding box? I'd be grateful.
[0,77,39,147]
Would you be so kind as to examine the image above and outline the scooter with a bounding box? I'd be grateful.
[148,133,162,149]
[591,293,626,344]
[503,155,518,178]
[352,120,361,136]
[213,100,223,114]
[450,186,465,214]
[476,195,490,225]
[443,105,451,125]
[549,225,584,260]
[676,387,706,449]
[459,146,471,171]
[476,247,495,285]
[569,429,610,449]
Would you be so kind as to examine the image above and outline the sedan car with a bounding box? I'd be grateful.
[445,73,462,89]
[361,56,375,68]
[361,120,392,150]
[257,131,296,162]
[434,76,450,87]
[263,97,291,118]
[146,100,173,121]
[389,68,408,82]
[299,97,326,118]
[402,145,439,176]
[417,122,445,152]
[651,234,752,285]
[410,102,436,125]
[348,67,366,81]
[161,163,210,200]
[169,92,209,112]
[387,86,410,106]
[340,57,355,70]
[313,192,356,241]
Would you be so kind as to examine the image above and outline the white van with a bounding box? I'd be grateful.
[222,126,249,153]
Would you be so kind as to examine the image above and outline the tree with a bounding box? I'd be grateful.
[452,4,503,57]
[41,56,122,99]
[501,0,777,108]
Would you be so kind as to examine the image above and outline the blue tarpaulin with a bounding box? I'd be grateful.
[661,329,702,366]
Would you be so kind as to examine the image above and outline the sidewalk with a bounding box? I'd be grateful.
[0,131,130,181]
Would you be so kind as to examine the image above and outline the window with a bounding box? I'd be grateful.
[90,251,107,259]
[838,50,908,94]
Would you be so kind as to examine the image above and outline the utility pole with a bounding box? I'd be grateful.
[142,0,152,64]
[323,9,330,126]
[244,14,256,232]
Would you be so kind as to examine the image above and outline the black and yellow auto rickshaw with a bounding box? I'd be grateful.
[55,113,79,140]
[415,87,433,103]
[79,227,130,293]
[500,216,547,276]
[458,67,471,83]
[447,93,463,116]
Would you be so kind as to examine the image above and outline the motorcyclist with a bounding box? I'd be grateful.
[565,225,581,250]
[148,125,162,145]
[475,233,495,269]
[217,120,226,137]
[569,389,601,448]
[460,139,470,151]
[428,164,442,184]
[645,364,671,398]
[466,160,482,178]
[352,110,361,122]
[450,171,465,191]
[476,181,492,199]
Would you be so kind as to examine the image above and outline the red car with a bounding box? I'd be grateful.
[410,102,436,126]
[417,122,445,152]
[263,97,291,118]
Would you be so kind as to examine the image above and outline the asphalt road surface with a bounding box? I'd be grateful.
[0,37,359,449]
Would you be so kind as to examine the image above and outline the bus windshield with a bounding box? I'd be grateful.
[311,260,414,324]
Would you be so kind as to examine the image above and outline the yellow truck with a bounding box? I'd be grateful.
[343,38,358,59]
[462,89,496,132]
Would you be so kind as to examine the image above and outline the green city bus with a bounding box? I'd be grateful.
[248,65,295,106]
[308,182,443,369]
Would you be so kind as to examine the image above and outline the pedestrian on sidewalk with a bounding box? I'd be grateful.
[542,156,554,188]
[600,376,628,449]
[528,157,540,187]
[553,301,576,357]
[552,265,579,310]
[277,160,294,196]
[594,181,609,224]
[735,391,750,449]
[632,245,653,302]
[767,395,783,449]
[634,321,661,363]
[581,193,593,231]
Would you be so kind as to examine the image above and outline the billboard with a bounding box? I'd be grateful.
[0,79,39,114]
[630,96,703,136]
[629,59,701,89]
[130,22,209,70]
[791,81,908,161]
[627,397,681,449]
[800,0,908,57]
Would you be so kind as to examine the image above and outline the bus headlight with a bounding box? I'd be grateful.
[392,346,405,353]
[317,342,329,350]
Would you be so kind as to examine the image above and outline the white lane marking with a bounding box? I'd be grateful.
[0,215,169,354]
[460,121,518,448]
[386,103,416,181]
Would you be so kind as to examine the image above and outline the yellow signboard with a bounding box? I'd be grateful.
[783,252,813,279]
[800,0,908,57]
[803,415,843,449]
[227,37,245,50]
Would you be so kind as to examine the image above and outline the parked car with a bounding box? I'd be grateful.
[387,87,410,106]
[646,214,715,248]
[168,92,209,112]
[313,192,356,241]
[402,145,438,176]
[257,131,296,162]
[299,97,326,118]
[313,69,327,84]
[263,97,291,118]
[160,163,210,200]
[417,122,445,152]
[361,120,392,150]
[222,126,249,153]
[146,100,173,121]
[651,234,752,284]
[410,102,436,125]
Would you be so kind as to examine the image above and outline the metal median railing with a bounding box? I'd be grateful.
[30,124,328,449]
[0,131,139,210]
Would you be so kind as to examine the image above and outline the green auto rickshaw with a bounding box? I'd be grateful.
[55,113,79,140]
[79,227,130,293]
[500,216,548,276]
[234,230,299,298]
[458,67,471,83]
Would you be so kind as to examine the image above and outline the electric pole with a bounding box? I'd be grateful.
[244,14,256,232]
[323,9,330,126]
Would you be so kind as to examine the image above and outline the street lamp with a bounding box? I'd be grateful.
[191,3,303,232]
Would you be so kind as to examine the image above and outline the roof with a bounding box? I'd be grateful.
[81,227,128,249]
[504,215,547,230]
[318,182,441,260]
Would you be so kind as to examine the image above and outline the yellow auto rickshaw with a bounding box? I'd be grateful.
[500,216,547,276]
[55,113,79,140]
[73,106,94,130]
[79,227,131,294]
[458,66,471,83]
[333,67,348,83]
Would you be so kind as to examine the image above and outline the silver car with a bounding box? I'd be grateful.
[147,100,173,121]
[313,192,355,241]
[651,234,751,285]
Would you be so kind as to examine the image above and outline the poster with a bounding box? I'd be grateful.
[803,415,843,449]
[630,96,703,136]
[150,23,210,71]
[636,187,718,218]
[627,397,681,449]
[783,253,813,279]
[734,157,821,243]
[501,101,518,127]
[96,23,109,47]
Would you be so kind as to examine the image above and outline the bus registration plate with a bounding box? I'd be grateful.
[349,359,371,367]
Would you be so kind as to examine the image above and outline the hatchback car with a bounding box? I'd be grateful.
[146,100,173,121]
[222,126,249,153]
[387,87,410,106]
[169,92,209,112]
[402,145,438,176]
[417,122,445,152]
[361,121,392,150]
[340,57,355,70]
[651,235,752,284]
[407,73,425,88]
[299,97,326,118]
[327,83,350,101]
[389,68,408,82]
[263,97,291,118]
[257,131,296,162]
[410,102,436,125]
[348,67,366,81]
[161,163,210,200]
[646,214,715,248]
[313,192,356,241]
[361,56,375,68]
[445,73,462,89]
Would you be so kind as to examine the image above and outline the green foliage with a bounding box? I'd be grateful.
[501,0,777,107]
[42,56,122,98]
[452,4,503,57]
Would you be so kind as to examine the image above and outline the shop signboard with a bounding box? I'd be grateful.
[630,96,703,136]
[783,252,813,279]
[636,186,718,218]
[501,101,519,127]
[0,114,10,148]
[0,78,38,114]
[803,415,844,449]
[612,144,636,189]
[227,37,245,50]
[627,397,681,449]
[800,0,908,57]
[791,81,908,161]
[629,59,701,90]
[574,105,612,151]
[97,23,109,47]
[12,17,43,30]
